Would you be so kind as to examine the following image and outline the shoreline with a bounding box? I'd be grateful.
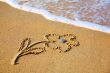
[1,0,110,34]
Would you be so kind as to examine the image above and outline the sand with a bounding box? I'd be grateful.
[0,2,110,73]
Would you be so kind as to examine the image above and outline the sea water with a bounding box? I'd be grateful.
[1,0,110,33]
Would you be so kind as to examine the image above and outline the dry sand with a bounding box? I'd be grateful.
[0,2,110,73]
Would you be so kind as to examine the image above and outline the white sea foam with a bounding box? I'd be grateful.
[1,0,110,33]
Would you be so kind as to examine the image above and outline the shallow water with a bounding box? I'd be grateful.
[1,0,110,33]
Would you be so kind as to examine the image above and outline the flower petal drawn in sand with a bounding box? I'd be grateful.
[11,38,47,65]
[45,34,80,52]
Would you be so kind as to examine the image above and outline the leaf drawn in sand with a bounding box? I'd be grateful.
[11,38,47,65]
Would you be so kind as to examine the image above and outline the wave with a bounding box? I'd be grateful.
[1,0,110,33]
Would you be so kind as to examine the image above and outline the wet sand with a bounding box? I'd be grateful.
[0,2,110,73]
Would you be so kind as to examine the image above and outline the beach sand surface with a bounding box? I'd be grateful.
[0,2,110,73]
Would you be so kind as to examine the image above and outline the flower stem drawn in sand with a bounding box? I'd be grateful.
[11,38,48,65]
[11,34,80,65]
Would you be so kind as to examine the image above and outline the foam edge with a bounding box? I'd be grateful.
[1,0,110,34]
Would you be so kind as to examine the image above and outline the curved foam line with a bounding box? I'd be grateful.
[2,0,110,33]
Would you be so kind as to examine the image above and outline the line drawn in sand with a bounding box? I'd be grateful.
[11,34,80,65]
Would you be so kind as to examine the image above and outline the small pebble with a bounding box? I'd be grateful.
[59,38,67,43]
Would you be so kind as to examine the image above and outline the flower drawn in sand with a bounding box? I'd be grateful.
[11,34,80,65]
[45,34,80,52]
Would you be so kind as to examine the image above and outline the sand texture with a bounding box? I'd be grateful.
[0,2,110,73]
